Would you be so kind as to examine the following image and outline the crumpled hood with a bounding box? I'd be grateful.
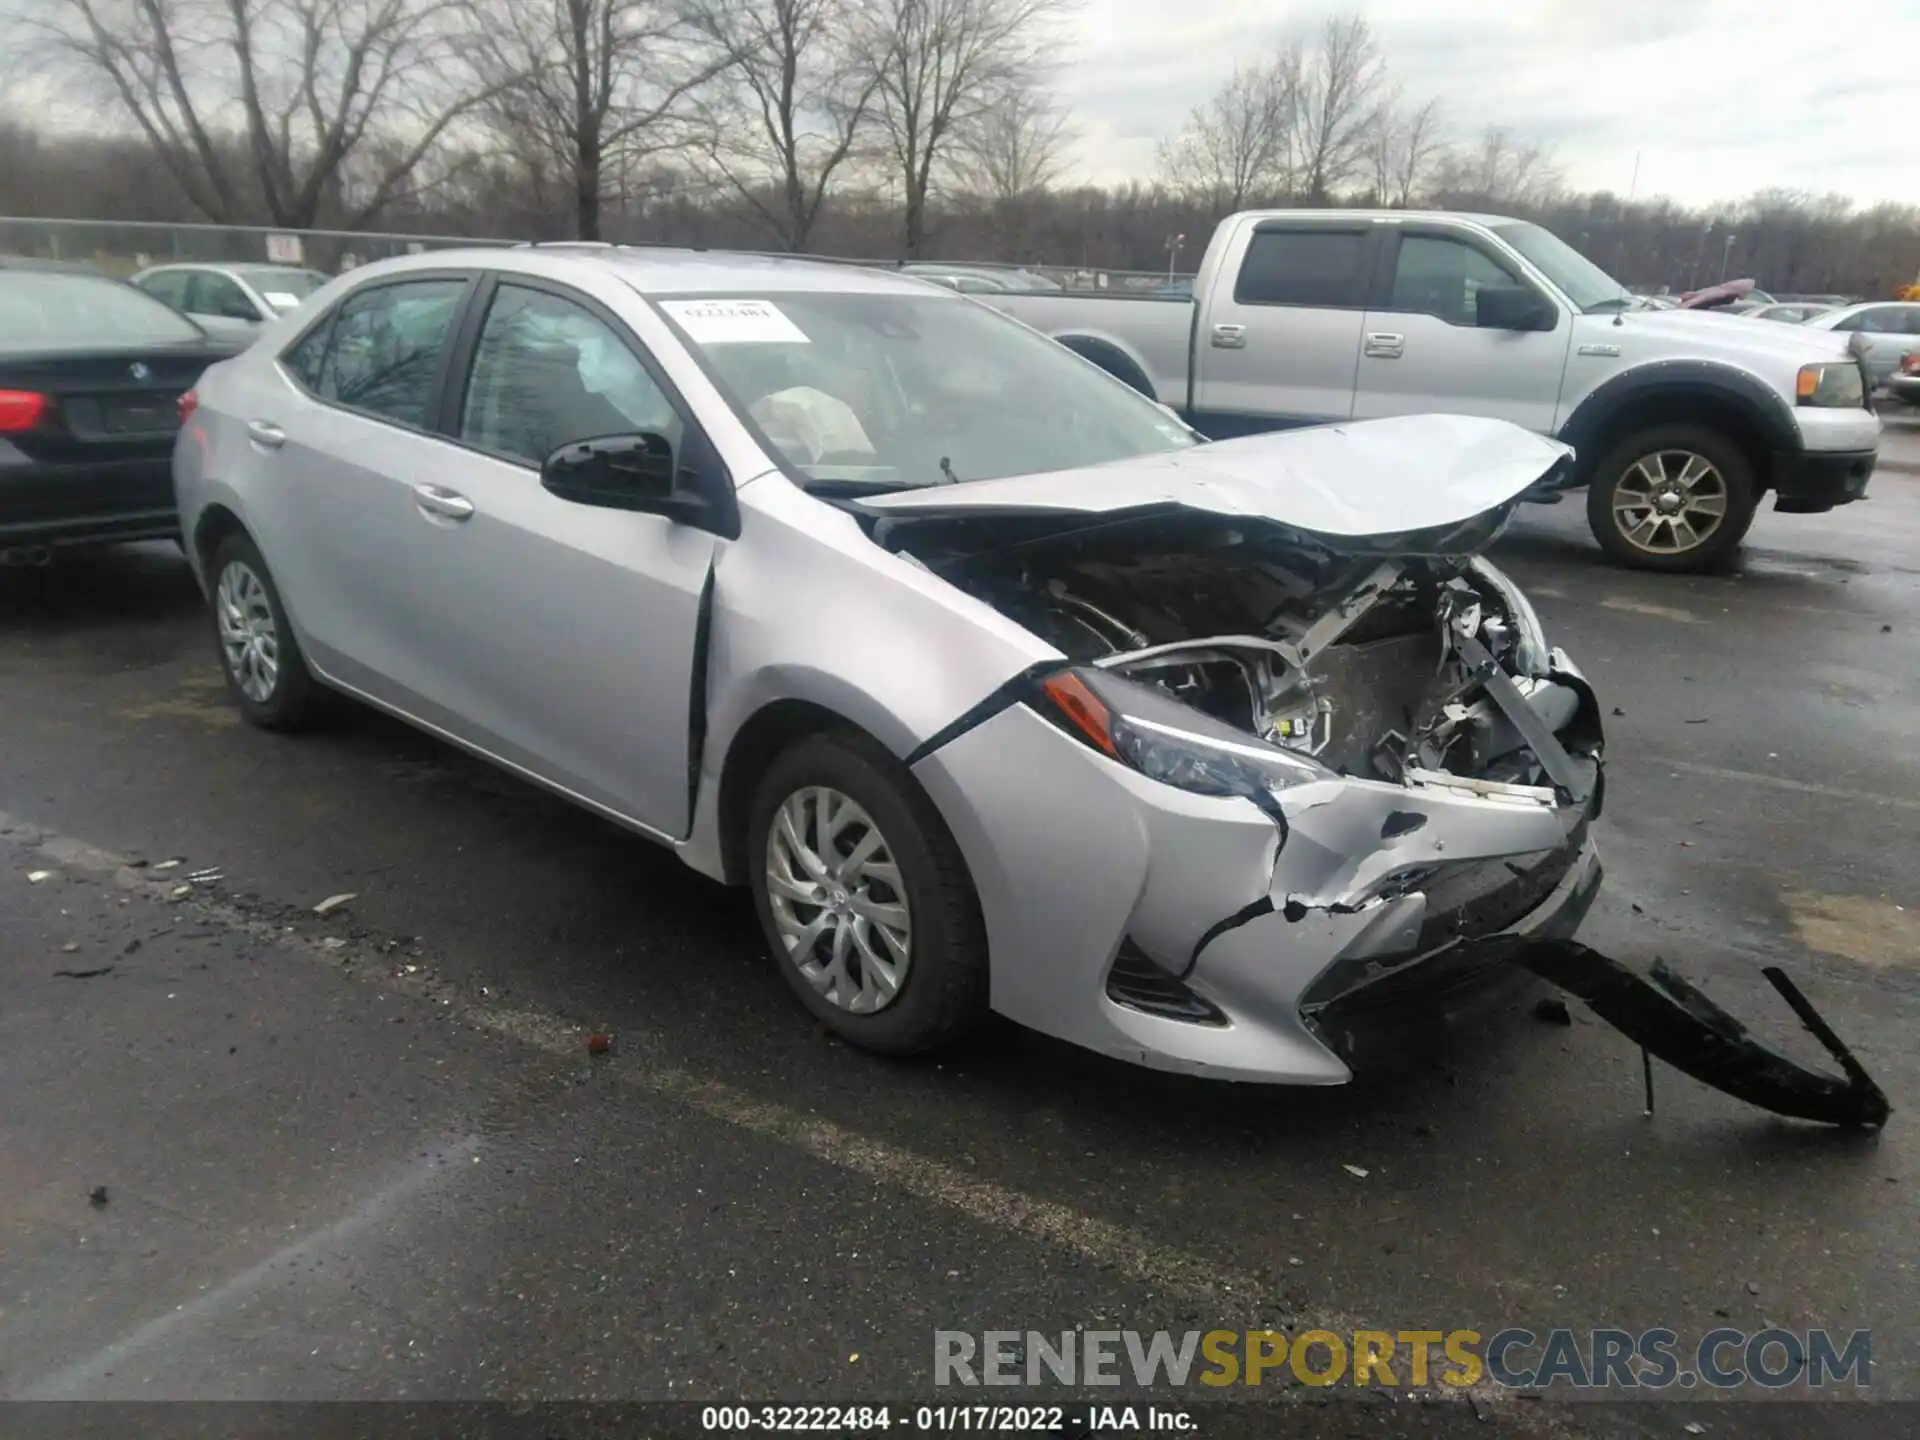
[857,414,1572,542]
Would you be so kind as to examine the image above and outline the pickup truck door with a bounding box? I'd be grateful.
[1188,220,1379,434]
[1351,227,1572,433]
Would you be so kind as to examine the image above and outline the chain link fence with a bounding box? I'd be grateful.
[0,216,515,277]
[0,214,1190,294]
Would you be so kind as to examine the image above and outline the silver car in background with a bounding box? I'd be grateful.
[173,247,1604,1084]
[1802,300,1920,390]
[132,263,330,340]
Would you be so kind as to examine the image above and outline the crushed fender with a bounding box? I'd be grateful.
[1495,937,1891,1128]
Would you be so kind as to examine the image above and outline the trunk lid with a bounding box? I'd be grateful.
[0,341,238,463]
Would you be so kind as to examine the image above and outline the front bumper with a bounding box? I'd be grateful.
[912,699,1602,1085]
[1770,446,1875,512]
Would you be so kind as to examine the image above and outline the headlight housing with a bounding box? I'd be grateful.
[1033,667,1331,799]
[1797,362,1865,408]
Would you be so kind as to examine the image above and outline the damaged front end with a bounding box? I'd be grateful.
[871,421,1885,1124]
[903,502,1608,984]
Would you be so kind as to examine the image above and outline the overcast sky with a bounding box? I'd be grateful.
[1055,0,1920,209]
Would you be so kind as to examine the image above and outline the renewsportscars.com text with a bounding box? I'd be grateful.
[934,1327,1871,1391]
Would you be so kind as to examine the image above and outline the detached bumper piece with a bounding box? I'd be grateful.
[1495,937,1891,1129]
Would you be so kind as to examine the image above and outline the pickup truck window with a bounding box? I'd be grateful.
[1233,230,1370,309]
[1386,235,1521,326]
[658,291,1195,491]
[1490,221,1631,313]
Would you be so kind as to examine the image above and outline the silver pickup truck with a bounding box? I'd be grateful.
[979,210,1881,572]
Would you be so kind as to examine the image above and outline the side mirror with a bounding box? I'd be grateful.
[541,432,679,512]
[1476,285,1557,332]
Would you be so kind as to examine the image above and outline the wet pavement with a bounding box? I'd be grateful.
[3,466,1919,1432]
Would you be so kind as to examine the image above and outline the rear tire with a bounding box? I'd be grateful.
[746,730,988,1055]
[1586,423,1759,572]
[208,532,322,731]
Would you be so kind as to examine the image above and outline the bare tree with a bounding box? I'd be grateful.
[1155,51,1298,215]
[687,0,881,252]
[1296,13,1385,203]
[948,75,1068,201]
[473,0,736,242]
[1433,126,1563,208]
[1366,93,1443,207]
[944,75,1070,255]
[864,0,1069,258]
[36,0,505,229]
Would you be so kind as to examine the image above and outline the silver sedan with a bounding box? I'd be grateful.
[172,247,1604,1084]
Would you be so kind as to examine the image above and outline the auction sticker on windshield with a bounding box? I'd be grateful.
[659,298,810,345]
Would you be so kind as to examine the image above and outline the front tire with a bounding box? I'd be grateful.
[1585,423,1759,572]
[746,731,988,1055]
[208,532,321,730]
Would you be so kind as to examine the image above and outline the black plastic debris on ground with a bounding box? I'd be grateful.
[1491,937,1892,1129]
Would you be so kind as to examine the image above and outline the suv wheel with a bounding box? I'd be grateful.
[1585,423,1758,572]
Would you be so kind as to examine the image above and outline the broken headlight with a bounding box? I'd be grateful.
[1034,667,1332,799]
[1467,558,1550,677]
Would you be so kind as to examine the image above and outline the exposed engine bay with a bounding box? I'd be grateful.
[916,517,1601,798]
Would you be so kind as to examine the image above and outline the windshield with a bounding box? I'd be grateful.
[0,271,205,352]
[234,267,328,308]
[656,292,1196,490]
[1492,222,1634,313]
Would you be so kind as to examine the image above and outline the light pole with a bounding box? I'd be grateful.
[1166,233,1185,282]
[1722,231,1738,281]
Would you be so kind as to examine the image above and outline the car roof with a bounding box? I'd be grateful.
[329,244,951,299]
[1233,208,1519,229]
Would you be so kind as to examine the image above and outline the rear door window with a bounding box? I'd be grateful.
[1233,229,1371,308]
[313,277,467,429]
[1836,307,1904,334]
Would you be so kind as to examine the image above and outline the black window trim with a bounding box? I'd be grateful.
[1367,224,1554,329]
[1231,220,1383,311]
[271,267,482,437]
[436,270,740,539]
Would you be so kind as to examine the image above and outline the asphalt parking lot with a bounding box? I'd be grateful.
[5,432,1920,1434]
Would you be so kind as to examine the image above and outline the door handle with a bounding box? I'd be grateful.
[413,484,474,521]
[1210,323,1247,350]
[246,420,286,449]
[1364,332,1405,359]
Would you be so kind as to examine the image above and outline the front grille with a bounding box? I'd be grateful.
[1414,817,1589,950]
[1106,941,1227,1026]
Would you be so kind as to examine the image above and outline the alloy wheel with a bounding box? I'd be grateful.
[764,785,912,1014]
[1611,450,1731,555]
[215,560,280,703]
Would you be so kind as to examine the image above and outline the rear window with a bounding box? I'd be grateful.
[1233,229,1370,308]
[0,271,205,352]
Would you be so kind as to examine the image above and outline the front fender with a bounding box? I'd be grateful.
[676,476,1061,880]
[1557,361,1801,464]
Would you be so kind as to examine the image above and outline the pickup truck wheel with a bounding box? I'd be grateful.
[1585,423,1758,572]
